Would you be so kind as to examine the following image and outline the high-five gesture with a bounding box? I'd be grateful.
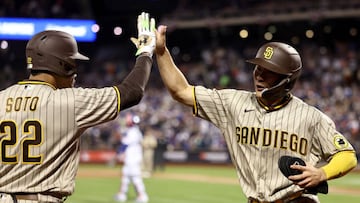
[131,12,156,57]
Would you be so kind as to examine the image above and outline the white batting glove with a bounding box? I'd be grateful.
[131,12,156,57]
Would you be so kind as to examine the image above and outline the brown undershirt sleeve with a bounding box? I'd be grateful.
[117,53,153,110]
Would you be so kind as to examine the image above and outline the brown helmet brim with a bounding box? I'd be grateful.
[70,52,90,60]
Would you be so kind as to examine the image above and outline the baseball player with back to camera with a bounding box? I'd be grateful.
[0,12,156,203]
[154,24,358,203]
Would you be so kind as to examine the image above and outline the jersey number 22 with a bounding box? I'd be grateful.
[1,120,42,164]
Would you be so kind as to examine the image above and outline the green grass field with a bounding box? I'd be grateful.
[67,164,360,203]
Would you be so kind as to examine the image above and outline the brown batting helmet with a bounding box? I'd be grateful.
[246,42,302,99]
[26,30,89,77]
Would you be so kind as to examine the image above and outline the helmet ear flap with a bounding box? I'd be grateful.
[284,78,295,91]
[60,59,76,74]
[286,68,301,90]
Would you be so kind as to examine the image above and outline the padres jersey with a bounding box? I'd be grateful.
[193,86,354,202]
[0,81,120,196]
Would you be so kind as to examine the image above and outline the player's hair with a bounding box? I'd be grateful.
[26,30,89,77]
[246,42,302,99]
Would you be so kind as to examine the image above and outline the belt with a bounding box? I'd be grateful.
[248,191,303,203]
[6,192,66,202]
[12,193,38,201]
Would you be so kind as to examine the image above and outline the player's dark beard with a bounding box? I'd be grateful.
[260,77,291,104]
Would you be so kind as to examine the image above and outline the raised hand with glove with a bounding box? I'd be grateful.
[131,12,156,57]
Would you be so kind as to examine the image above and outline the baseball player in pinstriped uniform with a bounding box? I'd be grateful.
[154,24,357,203]
[0,12,155,203]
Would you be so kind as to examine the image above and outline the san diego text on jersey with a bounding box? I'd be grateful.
[236,126,308,155]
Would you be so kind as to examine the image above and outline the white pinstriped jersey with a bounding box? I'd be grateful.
[121,125,143,176]
[0,81,120,196]
[193,86,354,202]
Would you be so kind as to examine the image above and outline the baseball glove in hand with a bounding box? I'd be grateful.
[278,156,328,194]
[131,12,156,57]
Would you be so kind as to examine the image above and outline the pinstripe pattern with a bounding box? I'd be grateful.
[194,86,354,202]
[0,81,120,200]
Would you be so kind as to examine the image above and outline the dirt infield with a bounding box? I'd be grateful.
[77,165,360,196]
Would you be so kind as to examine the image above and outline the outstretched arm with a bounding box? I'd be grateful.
[155,25,194,107]
[117,54,152,110]
[117,12,155,110]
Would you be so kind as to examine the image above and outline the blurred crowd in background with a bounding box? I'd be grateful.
[78,41,360,160]
[0,0,359,160]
